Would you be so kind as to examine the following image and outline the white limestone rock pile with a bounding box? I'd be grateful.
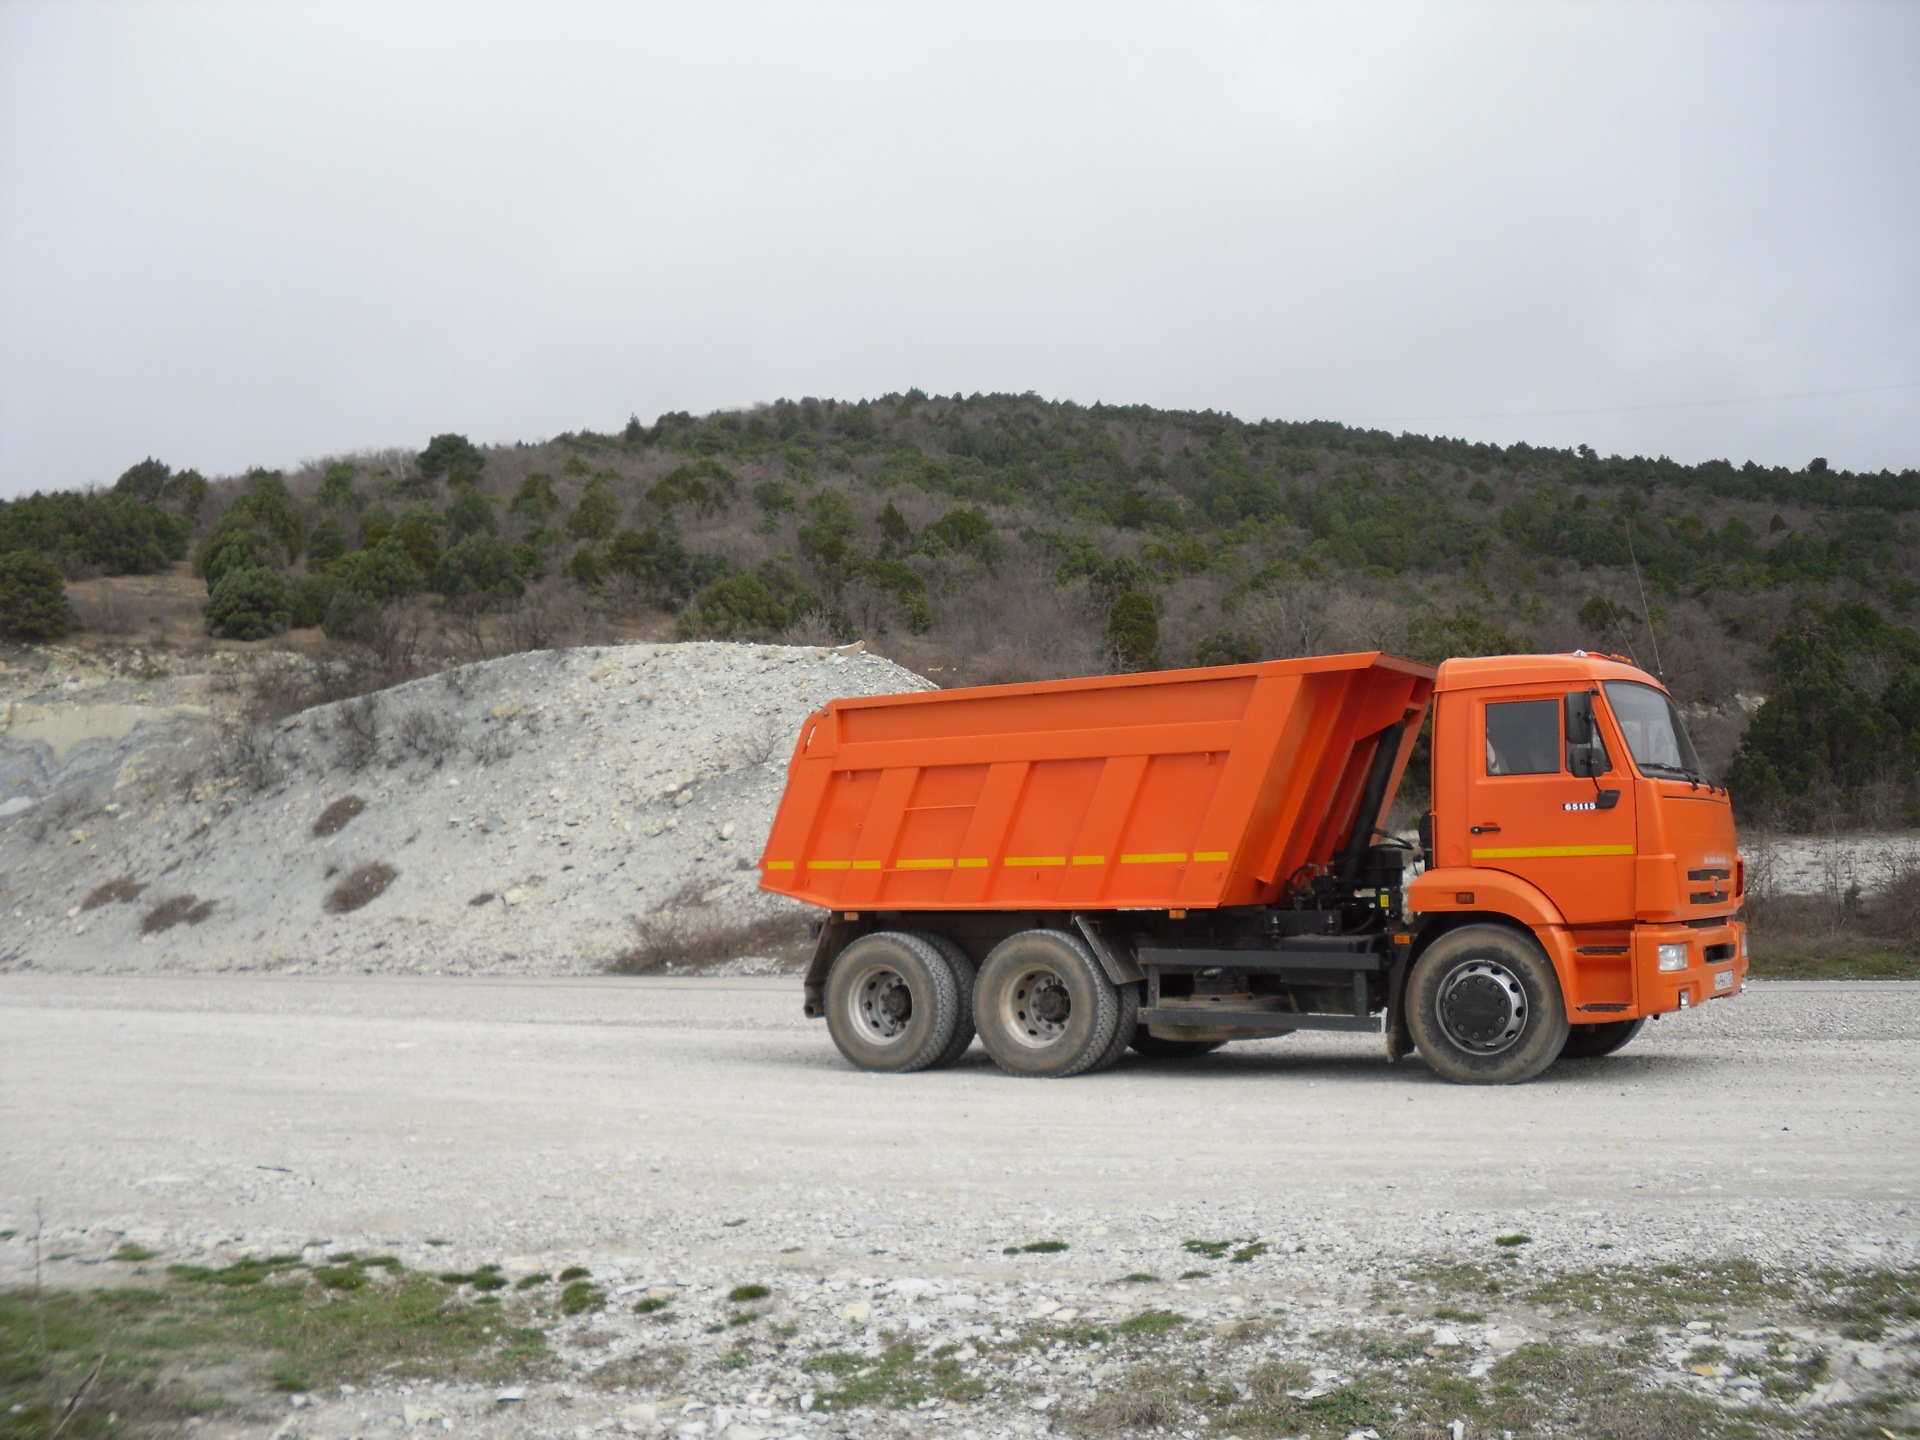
[0,642,931,973]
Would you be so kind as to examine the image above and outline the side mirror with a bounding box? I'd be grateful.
[1564,689,1594,746]
[1565,690,1610,776]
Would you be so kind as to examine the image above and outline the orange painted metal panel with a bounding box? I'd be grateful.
[760,651,1436,913]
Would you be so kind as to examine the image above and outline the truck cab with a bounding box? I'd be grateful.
[1408,653,1747,1048]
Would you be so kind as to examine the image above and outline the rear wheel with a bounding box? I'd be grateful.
[914,932,978,1068]
[1559,1017,1645,1059]
[823,931,964,1073]
[1405,925,1568,1085]
[1086,979,1141,1073]
[974,929,1121,1078]
[1128,1028,1226,1059]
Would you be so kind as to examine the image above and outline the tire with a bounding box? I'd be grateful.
[973,929,1122,1078]
[823,931,965,1074]
[1405,924,1569,1085]
[914,932,978,1069]
[1086,980,1141,1074]
[1128,1028,1226,1059]
[1559,1017,1645,1059]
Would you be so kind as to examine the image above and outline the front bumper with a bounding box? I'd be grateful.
[1636,917,1747,1016]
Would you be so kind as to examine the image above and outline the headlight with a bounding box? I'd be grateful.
[1658,943,1689,972]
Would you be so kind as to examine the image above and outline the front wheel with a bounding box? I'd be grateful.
[1559,1017,1645,1059]
[1405,925,1568,1084]
[823,931,965,1073]
[973,929,1121,1078]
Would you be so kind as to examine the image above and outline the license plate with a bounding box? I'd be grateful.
[1713,968,1735,992]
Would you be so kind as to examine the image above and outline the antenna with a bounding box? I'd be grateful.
[1624,517,1663,679]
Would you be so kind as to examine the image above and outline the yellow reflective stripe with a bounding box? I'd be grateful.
[851,860,881,870]
[764,860,794,871]
[1193,851,1229,863]
[1471,844,1636,860]
[806,860,851,870]
[1006,855,1067,867]
[896,858,954,870]
[957,858,989,869]
[1071,854,1104,866]
[1121,852,1188,864]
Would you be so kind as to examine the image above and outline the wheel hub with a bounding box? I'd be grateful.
[1007,967,1072,1046]
[1436,960,1527,1054]
[850,966,913,1043]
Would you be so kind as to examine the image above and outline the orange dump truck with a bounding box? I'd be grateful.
[760,650,1746,1083]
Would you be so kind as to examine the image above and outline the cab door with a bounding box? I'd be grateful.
[1464,688,1636,925]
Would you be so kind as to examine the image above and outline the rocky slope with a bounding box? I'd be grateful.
[0,641,931,973]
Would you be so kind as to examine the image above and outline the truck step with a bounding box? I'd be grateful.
[1139,1005,1383,1035]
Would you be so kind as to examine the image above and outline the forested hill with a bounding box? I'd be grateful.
[2,392,1917,824]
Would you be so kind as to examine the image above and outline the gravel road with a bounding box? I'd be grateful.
[6,975,1915,1273]
[5,976,1916,1438]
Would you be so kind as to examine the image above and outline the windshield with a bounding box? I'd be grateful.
[1602,681,1704,778]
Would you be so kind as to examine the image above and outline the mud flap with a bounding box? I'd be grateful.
[801,913,866,1019]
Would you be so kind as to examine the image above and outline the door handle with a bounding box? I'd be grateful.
[1470,824,1501,834]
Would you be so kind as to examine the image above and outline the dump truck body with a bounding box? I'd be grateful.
[759,651,1433,913]
[762,649,1745,1084]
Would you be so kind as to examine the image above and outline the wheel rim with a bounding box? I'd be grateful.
[847,964,914,1045]
[1435,959,1528,1054]
[1001,965,1072,1049]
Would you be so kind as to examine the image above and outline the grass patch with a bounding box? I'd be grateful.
[633,1297,670,1315]
[1230,1241,1269,1263]
[514,1272,550,1290]
[1114,1308,1181,1337]
[1182,1238,1234,1259]
[1121,1272,1160,1284]
[109,1244,158,1263]
[1495,1233,1533,1247]
[559,1282,605,1316]
[728,1283,771,1302]
[1177,1269,1209,1280]
[557,1266,590,1281]
[1005,1240,1068,1255]
[1747,950,1920,980]
[325,860,397,913]
[2,1260,549,1433]
[801,1340,984,1411]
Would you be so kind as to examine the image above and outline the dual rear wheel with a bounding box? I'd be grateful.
[824,927,1137,1077]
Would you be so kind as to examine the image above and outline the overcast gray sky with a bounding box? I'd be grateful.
[2,1,1916,496]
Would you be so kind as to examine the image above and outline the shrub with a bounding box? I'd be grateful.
[306,513,351,569]
[1106,590,1160,671]
[82,876,144,909]
[326,861,397,913]
[564,546,603,587]
[316,463,364,512]
[0,552,78,641]
[288,571,341,628]
[567,481,620,541]
[647,459,737,516]
[1194,631,1260,667]
[312,795,366,836]
[142,894,215,933]
[205,566,293,640]
[445,489,499,539]
[433,532,525,605]
[416,432,486,488]
[681,573,790,637]
[332,536,425,602]
[510,473,559,521]
[392,514,441,574]
[921,505,998,564]
[604,526,728,610]
[0,490,189,575]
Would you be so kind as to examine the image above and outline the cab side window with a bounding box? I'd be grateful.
[1485,699,1561,775]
